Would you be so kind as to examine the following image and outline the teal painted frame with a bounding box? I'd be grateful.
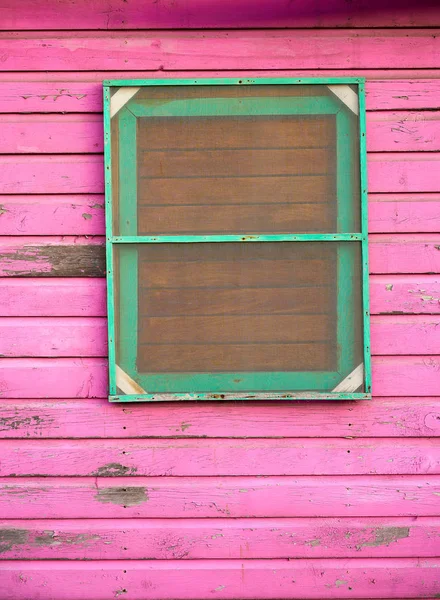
[103,77,371,402]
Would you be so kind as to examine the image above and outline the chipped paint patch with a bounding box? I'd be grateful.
[385,284,394,291]
[96,486,149,507]
[359,526,410,549]
[82,213,92,220]
[93,463,137,477]
[0,529,28,553]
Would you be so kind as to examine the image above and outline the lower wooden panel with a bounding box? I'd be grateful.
[0,438,438,476]
[0,558,439,599]
[1,397,439,439]
[0,476,437,518]
[2,356,440,397]
[0,517,438,559]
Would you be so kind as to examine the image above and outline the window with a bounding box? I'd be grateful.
[104,78,371,402]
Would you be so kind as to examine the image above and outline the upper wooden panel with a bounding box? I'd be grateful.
[1,0,439,29]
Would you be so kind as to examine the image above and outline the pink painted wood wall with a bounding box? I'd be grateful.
[0,2,440,598]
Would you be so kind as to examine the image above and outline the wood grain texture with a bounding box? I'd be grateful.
[0,195,105,235]
[369,195,440,233]
[0,438,438,477]
[1,31,440,71]
[370,275,440,314]
[2,0,440,29]
[0,237,105,277]
[369,235,440,274]
[0,155,103,194]
[0,317,107,357]
[0,114,103,153]
[367,111,440,152]
[371,315,440,355]
[0,476,438,518]
[0,517,438,559]
[0,279,106,316]
[368,153,440,193]
[1,397,439,439]
[0,558,439,600]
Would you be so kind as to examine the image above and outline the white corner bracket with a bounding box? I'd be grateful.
[332,363,364,393]
[110,87,140,118]
[327,85,359,115]
[115,364,146,395]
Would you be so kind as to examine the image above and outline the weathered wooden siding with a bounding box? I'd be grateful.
[0,3,439,599]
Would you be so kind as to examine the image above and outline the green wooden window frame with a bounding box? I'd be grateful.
[103,77,371,402]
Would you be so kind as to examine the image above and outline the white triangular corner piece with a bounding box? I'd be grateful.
[327,85,359,115]
[110,87,140,118]
[333,363,364,393]
[116,364,146,395]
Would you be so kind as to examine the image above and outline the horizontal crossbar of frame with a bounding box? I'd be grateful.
[110,234,364,243]
[110,392,372,402]
[104,77,364,87]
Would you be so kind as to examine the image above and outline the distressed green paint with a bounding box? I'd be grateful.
[104,77,371,402]
[103,85,117,396]
[109,392,372,403]
[104,77,364,87]
[118,108,137,236]
[129,96,341,118]
[335,108,358,387]
[359,81,372,394]
[112,234,363,243]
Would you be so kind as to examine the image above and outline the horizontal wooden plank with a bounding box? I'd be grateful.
[0,237,105,277]
[2,111,437,155]
[138,115,334,151]
[1,31,440,71]
[3,75,440,115]
[137,175,333,208]
[139,148,332,178]
[1,397,439,438]
[1,559,440,600]
[138,342,333,373]
[1,275,436,318]
[2,78,440,114]
[368,153,440,193]
[0,476,438,518]
[369,235,440,274]
[367,111,440,152]
[139,287,332,317]
[137,203,334,235]
[0,114,103,154]
[371,315,440,355]
[3,0,440,29]
[3,236,436,279]
[1,517,438,560]
[3,154,437,195]
[140,315,331,344]
[3,194,439,237]
[0,195,105,235]
[369,195,440,233]
[0,317,107,357]
[1,356,439,397]
[0,358,107,399]
[370,275,440,314]
[0,438,438,477]
[0,279,107,316]
[0,155,103,194]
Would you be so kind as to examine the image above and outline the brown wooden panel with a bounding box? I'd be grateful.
[139,315,332,344]
[139,257,334,288]
[137,203,334,234]
[138,147,333,178]
[137,116,335,151]
[139,286,332,317]
[138,175,332,206]
[137,342,332,372]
